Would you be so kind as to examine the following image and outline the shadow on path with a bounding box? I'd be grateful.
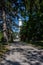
[0,41,43,65]
[0,60,21,65]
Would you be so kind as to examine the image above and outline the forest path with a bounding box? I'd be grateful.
[0,40,43,65]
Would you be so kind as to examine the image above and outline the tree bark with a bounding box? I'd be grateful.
[2,10,8,42]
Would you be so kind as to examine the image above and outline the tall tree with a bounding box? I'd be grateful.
[0,0,26,42]
[20,0,43,42]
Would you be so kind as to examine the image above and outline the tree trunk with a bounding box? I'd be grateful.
[2,10,8,42]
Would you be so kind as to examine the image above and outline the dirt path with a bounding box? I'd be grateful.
[0,41,43,65]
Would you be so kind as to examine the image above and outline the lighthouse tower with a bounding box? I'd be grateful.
[19,18,22,32]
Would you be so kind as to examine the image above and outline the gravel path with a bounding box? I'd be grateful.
[0,41,43,65]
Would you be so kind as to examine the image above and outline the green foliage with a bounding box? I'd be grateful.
[20,0,43,43]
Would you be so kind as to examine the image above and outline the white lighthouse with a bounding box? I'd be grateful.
[19,18,22,32]
[19,18,22,26]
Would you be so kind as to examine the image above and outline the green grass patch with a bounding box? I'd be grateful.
[0,32,3,40]
[22,40,43,49]
[31,41,43,49]
[0,43,9,59]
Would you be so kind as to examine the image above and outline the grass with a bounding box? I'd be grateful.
[0,43,9,61]
[0,32,9,56]
[0,44,8,53]
[30,41,43,49]
[22,40,43,49]
[0,32,3,41]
